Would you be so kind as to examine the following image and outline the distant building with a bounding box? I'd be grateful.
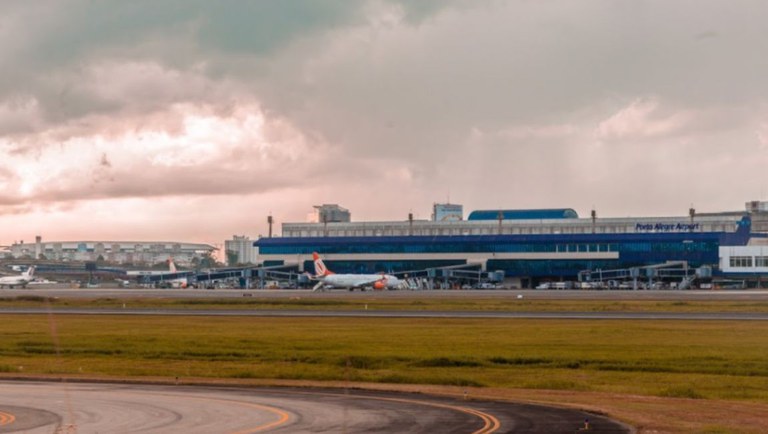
[313,204,351,223]
[224,235,259,265]
[432,203,463,221]
[7,239,215,266]
[467,208,579,220]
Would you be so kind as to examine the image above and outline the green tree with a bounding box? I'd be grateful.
[226,250,239,267]
[199,252,222,269]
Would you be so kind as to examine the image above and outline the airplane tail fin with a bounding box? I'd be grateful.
[168,258,177,273]
[24,266,35,277]
[312,252,333,277]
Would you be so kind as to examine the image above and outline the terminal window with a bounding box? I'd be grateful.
[755,256,768,267]
[730,256,753,268]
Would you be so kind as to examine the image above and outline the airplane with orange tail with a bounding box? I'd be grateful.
[311,252,401,291]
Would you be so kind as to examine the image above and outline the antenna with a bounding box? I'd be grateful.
[689,205,696,224]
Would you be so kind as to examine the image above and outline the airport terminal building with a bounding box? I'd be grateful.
[255,202,768,288]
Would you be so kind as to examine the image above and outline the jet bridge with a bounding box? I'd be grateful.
[141,271,196,285]
[396,263,504,290]
[578,261,712,290]
[252,264,305,288]
[192,264,305,289]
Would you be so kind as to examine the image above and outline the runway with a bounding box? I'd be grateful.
[6,286,768,300]
[0,381,629,433]
[1,307,768,320]
[4,287,768,320]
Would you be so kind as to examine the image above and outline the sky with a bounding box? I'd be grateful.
[2,0,768,248]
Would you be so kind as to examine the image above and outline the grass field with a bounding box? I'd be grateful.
[2,314,768,400]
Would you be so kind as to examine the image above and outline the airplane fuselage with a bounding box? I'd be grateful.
[311,252,401,291]
[0,267,35,289]
[320,273,400,290]
[0,277,33,288]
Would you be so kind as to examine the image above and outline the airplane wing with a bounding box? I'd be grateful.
[350,278,379,288]
[349,276,389,289]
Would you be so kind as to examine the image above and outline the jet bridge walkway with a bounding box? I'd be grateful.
[396,263,505,290]
[578,261,712,290]
[192,264,304,288]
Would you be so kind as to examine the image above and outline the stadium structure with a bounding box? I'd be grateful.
[255,202,768,288]
[5,237,216,266]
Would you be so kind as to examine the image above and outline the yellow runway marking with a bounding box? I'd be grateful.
[220,398,291,434]
[353,395,501,434]
[125,390,292,434]
[115,388,500,434]
[281,390,502,433]
[0,411,16,426]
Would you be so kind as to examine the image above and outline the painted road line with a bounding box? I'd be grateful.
[0,411,16,426]
[280,390,502,433]
[359,395,501,434]
[124,390,293,434]
[223,398,291,434]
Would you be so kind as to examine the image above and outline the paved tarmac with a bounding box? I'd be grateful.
[5,286,768,301]
[0,381,629,433]
[4,287,768,320]
[1,307,767,320]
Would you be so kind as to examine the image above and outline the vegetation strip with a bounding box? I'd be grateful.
[1,314,767,402]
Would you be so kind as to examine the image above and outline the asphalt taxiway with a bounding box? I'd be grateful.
[5,286,768,301]
[0,381,629,433]
[4,287,768,320]
[1,307,767,321]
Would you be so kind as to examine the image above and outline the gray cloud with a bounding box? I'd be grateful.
[1,0,767,242]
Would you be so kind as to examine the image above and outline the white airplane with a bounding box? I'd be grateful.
[311,252,401,291]
[126,258,188,288]
[0,266,36,289]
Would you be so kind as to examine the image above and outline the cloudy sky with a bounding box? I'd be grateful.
[2,0,767,247]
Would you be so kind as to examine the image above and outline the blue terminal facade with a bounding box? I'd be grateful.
[256,209,756,284]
